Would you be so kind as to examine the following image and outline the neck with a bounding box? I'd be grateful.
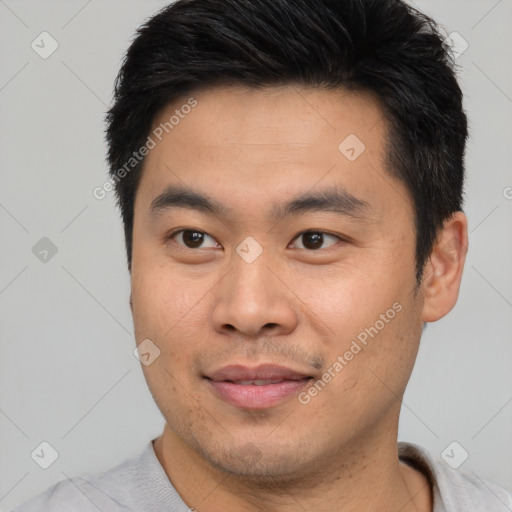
[153,422,432,512]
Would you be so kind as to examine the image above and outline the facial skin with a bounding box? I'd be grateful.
[130,85,468,511]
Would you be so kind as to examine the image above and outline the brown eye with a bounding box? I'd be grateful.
[291,231,340,250]
[170,230,218,249]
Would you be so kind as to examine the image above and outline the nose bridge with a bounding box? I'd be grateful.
[229,242,278,310]
[211,240,298,337]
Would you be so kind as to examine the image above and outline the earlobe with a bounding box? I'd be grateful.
[420,211,468,323]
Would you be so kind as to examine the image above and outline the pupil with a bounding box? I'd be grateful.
[181,231,325,249]
[303,232,323,250]
[183,231,204,248]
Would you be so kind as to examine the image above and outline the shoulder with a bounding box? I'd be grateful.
[432,458,512,511]
[10,476,127,512]
[399,442,512,512]
[11,443,152,512]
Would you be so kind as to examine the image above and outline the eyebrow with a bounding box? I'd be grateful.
[149,184,370,222]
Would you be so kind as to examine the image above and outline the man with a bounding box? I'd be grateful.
[13,0,512,511]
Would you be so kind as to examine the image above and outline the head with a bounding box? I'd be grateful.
[105,0,468,481]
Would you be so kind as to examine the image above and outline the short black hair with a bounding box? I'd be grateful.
[105,0,468,284]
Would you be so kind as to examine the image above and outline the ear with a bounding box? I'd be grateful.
[129,293,133,313]
[420,211,468,322]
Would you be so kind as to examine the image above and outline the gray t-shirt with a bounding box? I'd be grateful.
[11,440,512,511]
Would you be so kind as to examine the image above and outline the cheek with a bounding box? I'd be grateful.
[131,263,214,386]
[131,256,209,337]
[303,266,419,397]
[297,263,398,338]
[311,306,420,439]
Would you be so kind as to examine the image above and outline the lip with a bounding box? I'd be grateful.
[205,364,313,409]
[208,364,312,382]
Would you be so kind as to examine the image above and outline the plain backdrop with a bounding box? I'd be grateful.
[1,0,511,509]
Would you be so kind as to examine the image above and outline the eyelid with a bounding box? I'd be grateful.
[290,228,342,240]
[288,229,344,250]
[166,228,219,248]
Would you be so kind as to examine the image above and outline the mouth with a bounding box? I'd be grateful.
[205,364,314,409]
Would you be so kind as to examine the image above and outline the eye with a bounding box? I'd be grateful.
[168,229,219,249]
[167,229,343,251]
[289,230,342,250]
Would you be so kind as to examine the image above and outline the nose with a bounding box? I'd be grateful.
[211,247,299,339]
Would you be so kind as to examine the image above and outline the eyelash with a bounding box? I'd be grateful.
[166,228,345,251]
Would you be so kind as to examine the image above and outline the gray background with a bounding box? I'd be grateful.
[1,0,511,509]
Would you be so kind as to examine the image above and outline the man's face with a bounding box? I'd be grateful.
[131,85,426,478]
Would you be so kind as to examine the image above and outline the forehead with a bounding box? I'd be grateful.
[135,85,410,220]
[151,84,385,146]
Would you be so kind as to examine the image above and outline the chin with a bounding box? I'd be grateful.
[198,438,319,483]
